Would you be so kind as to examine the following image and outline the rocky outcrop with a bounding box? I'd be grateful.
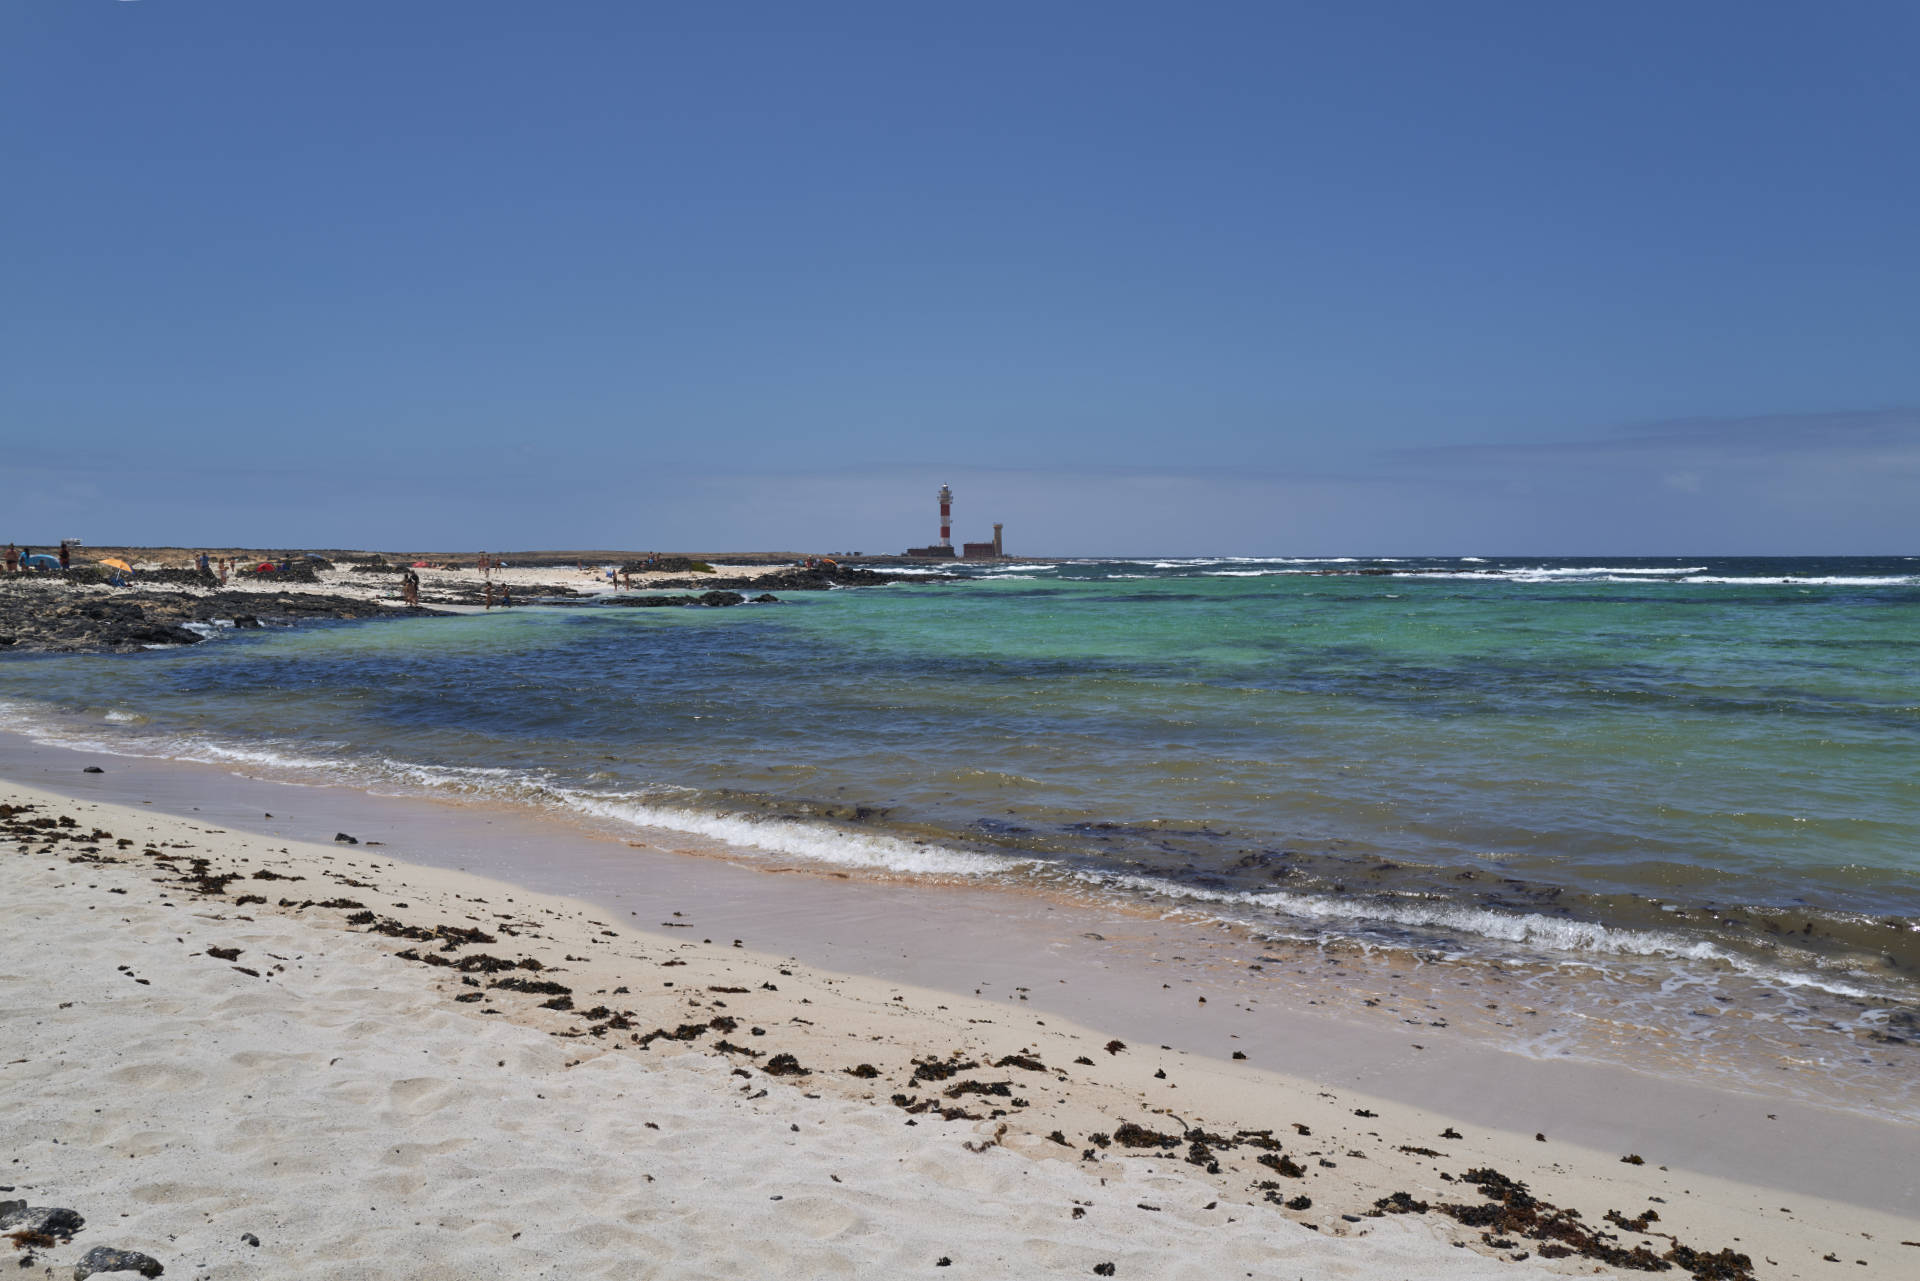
[0,587,442,654]
[131,568,217,586]
[0,599,204,650]
[235,559,320,583]
[653,564,940,592]
[597,591,757,609]
[620,556,716,575]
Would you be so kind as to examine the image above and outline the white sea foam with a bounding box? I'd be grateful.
[0,703,123,755]
[1513,566,1708,577]
[1082,872,1877,998]
[380,759,526,791]
[554,790,1023,879]
[0,697,1887,1004]
[1410,570,1917,586]
[134,738,348,775]
[1680,575,1917,586]
[1109,557,1275,567]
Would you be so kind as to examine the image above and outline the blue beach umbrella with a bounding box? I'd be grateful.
[23,554,60,570]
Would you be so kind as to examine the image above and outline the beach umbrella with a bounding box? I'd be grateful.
[99,558,133,572]
[23,553,60,570]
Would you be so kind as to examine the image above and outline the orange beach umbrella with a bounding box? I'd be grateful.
[99,558,133,572]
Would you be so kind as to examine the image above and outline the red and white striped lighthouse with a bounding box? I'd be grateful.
[937,484,953,549]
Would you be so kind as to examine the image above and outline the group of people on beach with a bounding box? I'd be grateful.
[3,541,71,574]
[394,554,520,610]
[0,542,312,587]
[476,553,513,609]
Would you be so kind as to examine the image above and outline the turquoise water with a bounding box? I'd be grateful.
[3,556,1917,1017]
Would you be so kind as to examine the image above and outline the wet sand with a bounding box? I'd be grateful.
[3,736,1916,1278]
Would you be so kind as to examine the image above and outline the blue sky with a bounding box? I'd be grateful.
[4,1,1915,554]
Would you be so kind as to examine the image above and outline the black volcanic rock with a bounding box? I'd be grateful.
[72,1246,165,1278]
[655,564,942,592]
[0,1200,85,1239]
[599,592,749,609]
[0,584,444,654]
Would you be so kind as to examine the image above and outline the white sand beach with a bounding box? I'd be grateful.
[5,762,1915,1279]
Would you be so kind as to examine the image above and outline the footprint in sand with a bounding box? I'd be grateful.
[379,1138,469,1168]
[106,1061,207,1092]
[385,1075,454,1117]
[228,1049,319,1071]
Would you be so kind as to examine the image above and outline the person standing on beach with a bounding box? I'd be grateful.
[58,541,70,571]
[4,544,16,574]
[402,569,419,607]
[500,582,513,608]
[484,581,494,610]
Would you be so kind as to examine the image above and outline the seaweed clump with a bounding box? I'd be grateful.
[910,1057,977,1084]
[1417,1167,1754,1278]
[489,977,572,996]
[1110,1122,1179,1150]
[1257,1152,1306,1178]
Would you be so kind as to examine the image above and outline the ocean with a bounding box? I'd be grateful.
[4,555,1916,1108]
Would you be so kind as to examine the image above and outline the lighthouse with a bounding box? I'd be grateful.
[904,483,997,558]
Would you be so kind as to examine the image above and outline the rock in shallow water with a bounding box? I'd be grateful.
[72,1245,164,1278]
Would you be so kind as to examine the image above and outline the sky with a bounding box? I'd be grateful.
[3,1,1916,555]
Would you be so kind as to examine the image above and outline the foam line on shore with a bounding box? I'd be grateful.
[0,698,1890,1001]
[7,774,1917,1280]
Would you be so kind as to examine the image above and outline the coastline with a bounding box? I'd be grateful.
[4,742,1916,1278]
[1,715,1913,1130]
[0,555,928,652]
